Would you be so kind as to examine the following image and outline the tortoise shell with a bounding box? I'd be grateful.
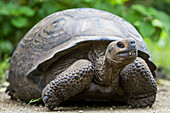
[8,8,156,88]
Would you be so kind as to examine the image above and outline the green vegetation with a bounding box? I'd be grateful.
[0,0,170,81]
[26,98,42,107]
[0,57,10,82]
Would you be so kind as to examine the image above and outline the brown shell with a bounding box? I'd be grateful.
[8,8,156,86]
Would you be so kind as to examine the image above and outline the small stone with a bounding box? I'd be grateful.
[23,103,26,106]
[110,107,113,110]
[79,110,83,113]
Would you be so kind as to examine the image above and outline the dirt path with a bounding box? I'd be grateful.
[0,85,170,113]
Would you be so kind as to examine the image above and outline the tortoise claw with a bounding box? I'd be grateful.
[6,85,17,100]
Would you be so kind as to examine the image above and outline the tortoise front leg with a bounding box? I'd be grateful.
[120,57,157,108]
[42,59,94,110]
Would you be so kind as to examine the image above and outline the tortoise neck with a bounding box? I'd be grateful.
[94,56,123,86]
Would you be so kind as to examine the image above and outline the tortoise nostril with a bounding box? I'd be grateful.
[117,42,125,48]
[131,41,135,44]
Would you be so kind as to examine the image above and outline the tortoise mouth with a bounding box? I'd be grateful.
[117,50,137,57]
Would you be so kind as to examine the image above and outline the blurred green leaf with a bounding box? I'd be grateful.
[153,11,170,30]
[138,21,155,38]
[6,2,19,16]
[0,8,10,16]
[41,2,59,15]
[2,22,11,35]
[0,1,9,16]
[110,0,129,5]
[132,4,157,17]
[132,4,147,15]
[19,6,35,17]
[123,9,142,23]
[11,17,28,28]
[0,41,13,54]
[152,19,164,28]
[0,57,10,81]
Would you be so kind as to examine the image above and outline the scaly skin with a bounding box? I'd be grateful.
[42,60,94,110]
[120,57,157,108]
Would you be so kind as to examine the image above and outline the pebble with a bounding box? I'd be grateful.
[78,110,83,113]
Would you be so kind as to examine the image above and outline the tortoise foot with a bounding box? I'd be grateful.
[42,59,94,110]
[120,57,157,108]
[128,94,156,108]
[42,86,61,110]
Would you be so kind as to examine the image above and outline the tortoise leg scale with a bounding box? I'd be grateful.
[120,57,157,108]
[42,60,94,110]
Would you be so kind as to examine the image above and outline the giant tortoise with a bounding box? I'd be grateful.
[6,8,157,110]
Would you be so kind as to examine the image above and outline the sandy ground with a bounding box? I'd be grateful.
[0,84,170,113]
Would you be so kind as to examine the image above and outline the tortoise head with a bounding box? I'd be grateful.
[105,38,137,66]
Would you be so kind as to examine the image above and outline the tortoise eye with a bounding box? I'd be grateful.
[117,42,125,48]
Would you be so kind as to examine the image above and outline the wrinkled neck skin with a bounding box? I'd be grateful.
[94,55,124,86]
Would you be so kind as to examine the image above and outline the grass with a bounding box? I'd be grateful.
[0,57,10,83]
[26,98,42,107]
